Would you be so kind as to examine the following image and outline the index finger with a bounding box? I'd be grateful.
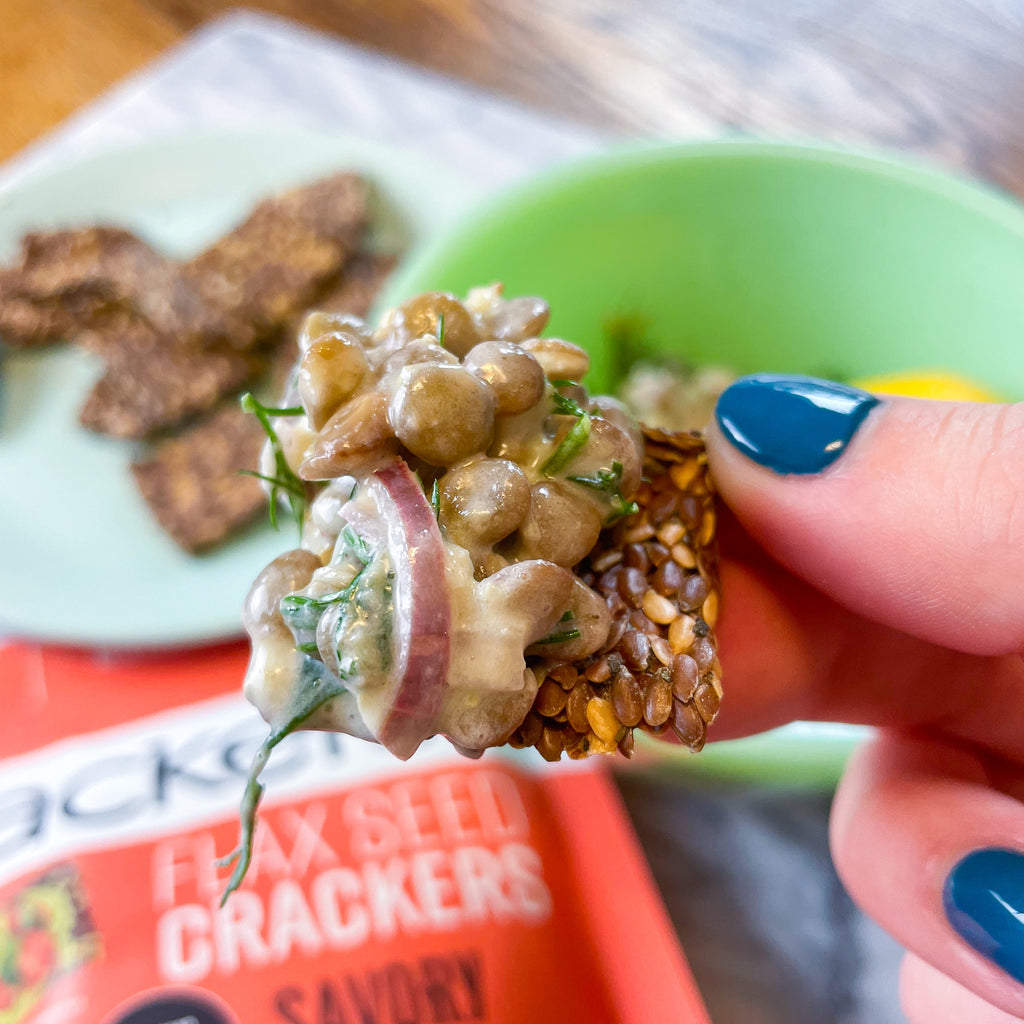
[714,523,1024,761]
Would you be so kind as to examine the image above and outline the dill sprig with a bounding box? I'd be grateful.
[218,658,345,905]
[568,460,639,523]
[550,390,586,417]
[536,610,581,645]
[280,584,358,632]
[280,526,373,636]
[535,627,582,645]
[542,387,592,475]
[340,525,373,565]
[239,392,307,533]
[430,479,441,522]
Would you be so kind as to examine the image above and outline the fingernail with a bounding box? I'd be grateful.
[945,848,1024,984]
[714,374,879,475]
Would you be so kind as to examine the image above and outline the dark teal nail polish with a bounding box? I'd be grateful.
[945,848,1024,984]
[714,374,879,475]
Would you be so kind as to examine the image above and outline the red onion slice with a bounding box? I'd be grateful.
[373,459,451,759]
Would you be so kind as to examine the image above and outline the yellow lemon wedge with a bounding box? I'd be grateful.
[852,370,1004,403]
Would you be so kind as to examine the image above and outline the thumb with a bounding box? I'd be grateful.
[706,374,1024,656]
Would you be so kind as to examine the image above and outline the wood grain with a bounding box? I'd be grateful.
[3,0,1024,196]
[0,0,179,160]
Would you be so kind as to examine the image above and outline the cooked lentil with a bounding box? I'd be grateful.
[244,287,721,765]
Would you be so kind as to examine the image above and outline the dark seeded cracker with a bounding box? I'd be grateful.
[184,173,370,348]
[512,427,722,760]
[78,315,258,439]
[270,250,399,395]
[130,403,267,554]
[0,227,201,347]
[80,176,371,438]
[312,250,398,320]
[132,246,395,551]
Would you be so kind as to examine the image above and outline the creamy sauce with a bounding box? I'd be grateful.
[243,286,644,760]
[227,287,650,903]
[247,475,564,752]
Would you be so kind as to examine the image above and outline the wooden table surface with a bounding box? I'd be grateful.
[4,0,1024,198]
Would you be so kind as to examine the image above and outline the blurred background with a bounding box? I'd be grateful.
[4,0,1024,190]
[4,3,1024,1022]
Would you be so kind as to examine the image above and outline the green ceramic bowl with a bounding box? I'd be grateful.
[383,140,1024,783]
[385,140,1024,396]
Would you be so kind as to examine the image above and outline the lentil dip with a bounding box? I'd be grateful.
[223,287,721,897]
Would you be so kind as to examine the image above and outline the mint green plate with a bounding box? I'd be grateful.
[0,130,477,648]
[385,140,1024,782]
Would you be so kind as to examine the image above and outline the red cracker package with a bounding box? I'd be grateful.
[0,642,709,1023]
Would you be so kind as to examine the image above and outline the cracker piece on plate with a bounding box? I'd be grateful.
[78,316,258,439]
[312,250,398,319]
[0,227,198,347]
[0,293,90,349]
[184,173,370,348]
[130,402,267,553]
[1,173,369,355]
[269,249,399,395]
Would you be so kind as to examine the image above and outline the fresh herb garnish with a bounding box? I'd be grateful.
[219,657,344,904]
[279,535,371,635]
[535,627,582,645]
[536,610,581,645]
[237,468,307,512]
[334,653,357,680]
[376,569,394,673]
[609,499,640,524]
[340,525,372,565]
[246,400,303,417]
[280,590,346,633]
[569,460,640,523]
[550,390,587,417]
[330,556,392,676]
[436,312,446,346]
[430,479,441,522]
[239,392,307,532]
[542,389,592,475]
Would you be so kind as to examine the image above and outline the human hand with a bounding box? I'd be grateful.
[705,374,1024,1023]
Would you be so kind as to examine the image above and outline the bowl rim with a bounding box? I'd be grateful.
[383,138,1024,786]
[386,137,1024,304]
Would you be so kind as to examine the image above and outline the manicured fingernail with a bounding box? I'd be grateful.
[714,374,879,475]
[945,848,1024,984]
